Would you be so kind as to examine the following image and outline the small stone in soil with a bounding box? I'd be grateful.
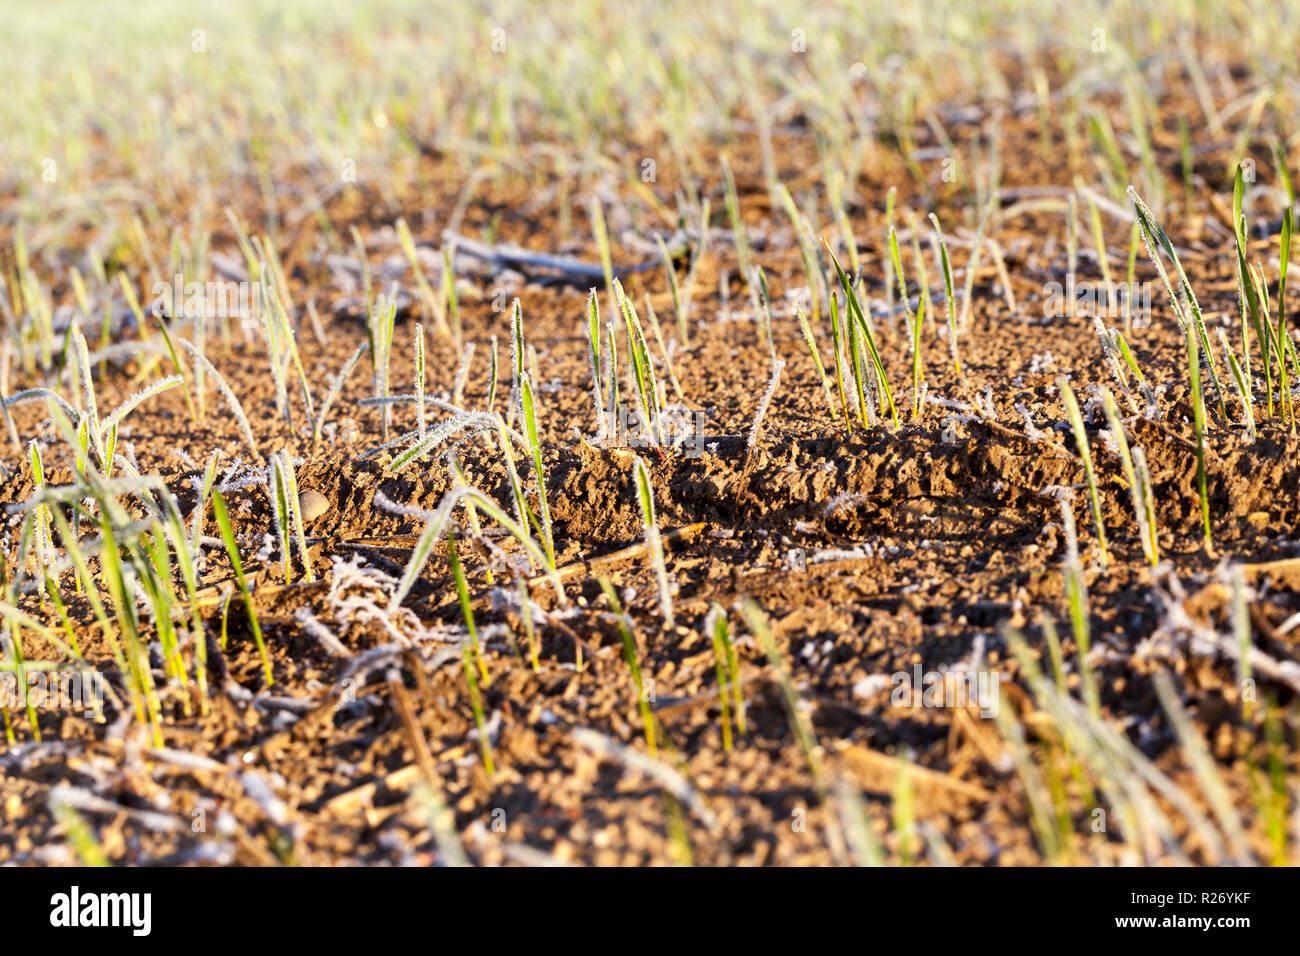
[299,489,331,522]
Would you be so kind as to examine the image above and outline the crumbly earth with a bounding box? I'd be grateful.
[1,102,1298,866]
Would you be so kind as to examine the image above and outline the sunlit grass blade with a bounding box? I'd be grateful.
[740,599,823,791]
[1101,387,1158,565]
[598,576,657,758]
[633,456,672,628]
[212,490,272,687]
[928,213,962,374]
[1058,377,1109,567]
[825,243,897,427]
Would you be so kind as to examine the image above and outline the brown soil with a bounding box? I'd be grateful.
[2,92,1298,867]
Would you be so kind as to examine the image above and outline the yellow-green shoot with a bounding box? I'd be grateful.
[368,293,397,441]
[446,532,489,685]
[1058,501,1099,719]
[1130,185,1227,421]
[928,213,962,374]
[614,278,663,446]
[795,306,837,426]
[397,218,447,338]
[1058,377,1108,568]
[452,539,495,777]
[705,601,744,749]
[634,457,672,629]
[598,576,656,758]
[520,374,555,565]
[741,599,823,791]
[826,243,897,427]
[585,289,607,439]
[212,489,272,687]
[1185,323,1213,550]
[1100,388,1158,565]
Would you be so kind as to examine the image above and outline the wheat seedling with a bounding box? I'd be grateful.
[775,182,830,325]
[1100,388,1158,565]
[1220,328,1257,441]
[385,410,514,472]
[655,235,689,347]
[177,338,260,460]
[159,488,209,711]
[1058,500,1100,719]
[413,322,427,439]
[834,776,886,867]
[47,506,137,717]
[485,334,500,416]
[1002,624,1223,863]
[722,157,754,292]
[48,799,109,867]
[379,482,563,613]
[989,657,1063,860]
[508,297,526,424]
[707,609,734,751]
[887,225,925,419]
[585,289,607,439]
[520,374,556,565]
[265,283,315,433]
[1057,377,1109,567]
[1111,328,1158,413]
[279,452,313,583]
[211,490,272,687]
[598,576,657,758]
[827,244,897,426]
[705,601,744,748]
[794,307,837,426]
[515,573,540,673]
[93,507,164,743]
[893,754,919,866]
[267,453,293,584]
[928,213,962,374]
[445,531,489,684]
[368,293,397,440]
[118,272,198,422]
[642,294,684,400]
[2,523,43,739]
[614,279,663,446]
[1278,207,1294,420]
[840,290,874,428]
[883,187,898,314]
[633,456,673,629]
[441,244,463,354]
[397,218,448,337]
[451,341,475,408]
[494,417,534,551]
[1152,671,1250,862]
[1185,321,1213,551]
[1130,185,1228,421]
[1233,165,1276,418]
[589,196,616,319]
[741,599,823,791]
[444,453,493,589]
[1123,219,1140,337]
[451,557,495,777]
[1094,316,1138,413]
[826,289,853,429]
[959,193,997,328]
[680,198,711,331]
[753,266,776,362]
[1085,191,1115,315]
[28,441,53,607]
[314,339,368,443]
